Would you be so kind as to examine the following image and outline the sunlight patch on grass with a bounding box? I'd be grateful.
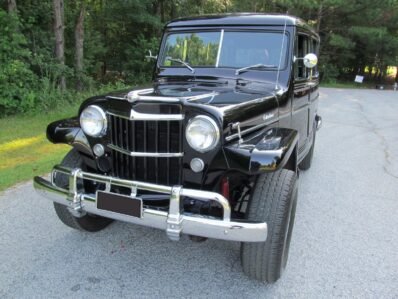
[0,134,44,154]
[0,155,39,170]
[0,141,67,171]
[0,144,69,191]
[0,106,79,191]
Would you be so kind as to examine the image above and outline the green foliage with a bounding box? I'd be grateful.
[0,9,37,115]
[329,34,355,50]
[320,63,340,83]
[1,0,398,116]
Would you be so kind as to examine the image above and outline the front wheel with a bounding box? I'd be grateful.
[53,149,113,232]
[241,169,298,283]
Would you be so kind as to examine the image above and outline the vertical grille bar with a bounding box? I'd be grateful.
[143,121,147,181]
[166,120,171,185]
[155,121,159,184]
[124,118,130,179]
[131,119,136,180]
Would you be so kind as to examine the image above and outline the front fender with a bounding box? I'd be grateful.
[223,128,298,174]
[47,118,92,156]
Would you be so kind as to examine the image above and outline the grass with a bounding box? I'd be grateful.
[0,82,132,192]
[0,103,80,191]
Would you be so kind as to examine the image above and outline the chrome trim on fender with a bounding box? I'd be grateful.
[34,166,267,242]
[108,144,184,158]
[225,121,276,142]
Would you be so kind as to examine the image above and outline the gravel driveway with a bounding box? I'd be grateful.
[1,88,397,298]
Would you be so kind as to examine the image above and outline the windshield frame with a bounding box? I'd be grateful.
[158,29,290,73]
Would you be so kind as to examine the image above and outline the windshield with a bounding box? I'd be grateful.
[160,30,288,70]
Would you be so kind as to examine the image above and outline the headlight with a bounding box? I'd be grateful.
[186,115,220,152]
[80,105,107,137]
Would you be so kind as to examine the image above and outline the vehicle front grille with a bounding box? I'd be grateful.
[109,114,183,185]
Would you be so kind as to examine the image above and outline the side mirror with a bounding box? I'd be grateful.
[145,50,158,61]
[303,53,318,68]
[294,53,318,68]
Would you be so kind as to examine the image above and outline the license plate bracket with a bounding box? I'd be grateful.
[97,191,142,218]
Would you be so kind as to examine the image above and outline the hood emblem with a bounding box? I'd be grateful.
[126,88,218,103]
[126,88,180,103]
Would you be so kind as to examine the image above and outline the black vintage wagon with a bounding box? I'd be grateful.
[34,14,321,282]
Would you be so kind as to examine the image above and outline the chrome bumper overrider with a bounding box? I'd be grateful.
[33,165,267,242]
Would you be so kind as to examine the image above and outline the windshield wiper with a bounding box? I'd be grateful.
[235,63,278,75]
[165,57,195,73]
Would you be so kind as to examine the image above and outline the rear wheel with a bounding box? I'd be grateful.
[53,149,112,232]
[241,169,298,283]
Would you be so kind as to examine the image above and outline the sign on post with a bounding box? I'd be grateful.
[354,75,364,83]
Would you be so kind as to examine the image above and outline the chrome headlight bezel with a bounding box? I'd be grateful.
[185,115,220,153]
[79,105,107,137]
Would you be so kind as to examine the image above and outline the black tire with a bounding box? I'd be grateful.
[241,169,298,283]
[299,128,316,170]
[53,149,112,232]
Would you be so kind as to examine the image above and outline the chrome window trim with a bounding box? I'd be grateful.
[108,144,183,158]
[215,29,224,67]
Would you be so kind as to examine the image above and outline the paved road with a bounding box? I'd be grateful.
[1,88,398,298]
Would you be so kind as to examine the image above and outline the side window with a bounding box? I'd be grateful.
[305,37,312,78]
[295,34,308,79]
[311,38,319,75]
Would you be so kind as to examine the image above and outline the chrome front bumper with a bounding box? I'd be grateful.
[33,165,267,242]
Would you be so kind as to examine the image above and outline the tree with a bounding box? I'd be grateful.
[74,2,85,91]
[53,0,66,90]
[0,8,36,115]
[7,0,17,13]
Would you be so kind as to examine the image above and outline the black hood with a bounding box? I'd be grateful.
[81,80,282,142]
[104,80,278,106]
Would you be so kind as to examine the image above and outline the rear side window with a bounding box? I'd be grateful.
[295,34,319,79]
[295,34,308,79]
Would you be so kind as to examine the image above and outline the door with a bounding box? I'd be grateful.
[292,34,311,154]
[308,37,320,138]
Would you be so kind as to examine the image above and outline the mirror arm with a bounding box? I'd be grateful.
[145,50,158,61]
[293,56,304,63]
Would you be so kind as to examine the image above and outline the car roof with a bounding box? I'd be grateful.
[166,13,316,34]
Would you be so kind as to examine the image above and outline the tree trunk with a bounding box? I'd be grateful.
[316,2,323,33]
[395,67,398,82]
[75,4,85,91]
[53,0,66,90]
[7,0,17,13]
[160,0,165,23]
